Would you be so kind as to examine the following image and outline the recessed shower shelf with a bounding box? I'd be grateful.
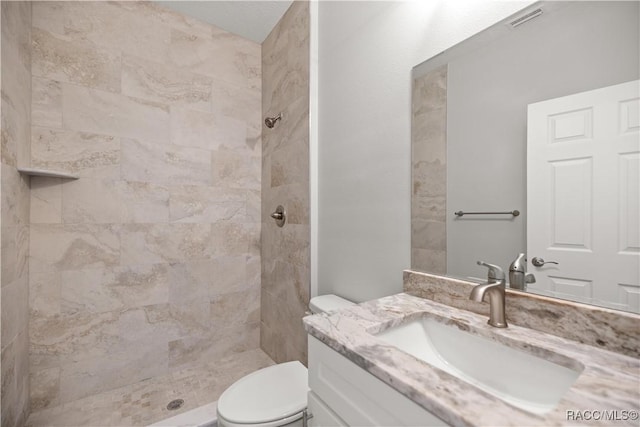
[17,167,79,179]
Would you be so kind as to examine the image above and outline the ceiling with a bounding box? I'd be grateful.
[158,1,294,43]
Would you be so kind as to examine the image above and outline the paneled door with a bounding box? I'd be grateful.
[527,80,639,312]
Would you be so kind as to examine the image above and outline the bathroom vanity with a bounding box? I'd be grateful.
[303,271,640,427]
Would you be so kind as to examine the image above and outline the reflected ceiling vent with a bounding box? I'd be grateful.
[509,8,543,28]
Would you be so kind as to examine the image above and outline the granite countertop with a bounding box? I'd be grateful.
[303,293,640,427]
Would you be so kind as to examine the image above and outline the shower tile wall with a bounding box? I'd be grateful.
[261,1,310,364]
[1,3,32,426]
[27,1,261,411]
[411,66,447,274]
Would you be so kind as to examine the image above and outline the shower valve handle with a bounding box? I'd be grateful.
[271,205,286,227]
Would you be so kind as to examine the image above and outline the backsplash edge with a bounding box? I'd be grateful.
[403,270,640,358]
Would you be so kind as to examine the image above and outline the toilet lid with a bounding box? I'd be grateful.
[217,361,308,424]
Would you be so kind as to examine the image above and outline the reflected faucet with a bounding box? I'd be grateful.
[470,261,508,328]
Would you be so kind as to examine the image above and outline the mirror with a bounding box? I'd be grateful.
[411,1,639,313]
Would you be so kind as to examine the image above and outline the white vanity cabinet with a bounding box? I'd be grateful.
[307,336,447,427]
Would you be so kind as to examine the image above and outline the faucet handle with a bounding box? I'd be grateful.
[477,261,505,281]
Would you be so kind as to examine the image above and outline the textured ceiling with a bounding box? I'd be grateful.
[157,1,293,43]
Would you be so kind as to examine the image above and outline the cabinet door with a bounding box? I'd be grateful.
[308,336,448,427]
[308,391,347,427]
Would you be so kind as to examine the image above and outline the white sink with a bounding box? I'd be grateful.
[375,318,582,415]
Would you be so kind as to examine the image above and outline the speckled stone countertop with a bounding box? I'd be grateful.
[303,293,640,427]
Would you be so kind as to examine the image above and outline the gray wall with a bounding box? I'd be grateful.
[445,1,639,279]
[317,1,531,302]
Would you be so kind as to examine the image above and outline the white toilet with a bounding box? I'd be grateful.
[216,294,354,427]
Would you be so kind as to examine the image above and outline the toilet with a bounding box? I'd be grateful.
[216,294,354,427]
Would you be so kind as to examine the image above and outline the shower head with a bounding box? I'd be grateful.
[264,113,282,129]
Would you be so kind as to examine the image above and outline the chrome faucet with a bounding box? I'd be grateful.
[470,261,508,328]
[508,253,536,291]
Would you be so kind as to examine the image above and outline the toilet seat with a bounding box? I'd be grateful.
[217,361,308,426]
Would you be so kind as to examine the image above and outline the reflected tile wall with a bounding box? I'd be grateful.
[28,1,262,411]
[1,2,32,427]
[411,66,447,274]
[261,1,310,364]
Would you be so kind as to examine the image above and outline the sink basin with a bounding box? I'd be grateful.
[374,318,582,415]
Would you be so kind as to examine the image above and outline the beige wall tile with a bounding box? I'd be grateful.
[211,79,261,125]
[2,226,28,286]
[270,143,309,188]
[412,219,446,251]
[1,3,32,422]
[122,54,212,110]
[29,366,61,411]
[62,84,170,143]
[1,0,32,168]
[32,2,173,63]
[1,166,30,227]
[246,255,261,287]
[168,28,260,90]
[32,77,62,128]
[246,125,262,156]
[119,2,213,40]
[212,150,260,190]
[168,322,259,370]
[411,67,447,273]
[412,194,446,222]
[118,302,209,345]
[246,189,261,224]
[1,275,29,346]
[259,321,286,364]
[170,106,246,151]
[210,285,260,328]
[265,183,308,225]
[30,224,120,272]
[1,340,19,427]
[119,181,170,224]
[31,127,120,178]
[207,256,249,297]
[30,176,62,224]
[32,27,121,93]
[168,185,245,223]
[122,138,211,186]
[411,248,447,275]
[27,0,263,408]
[61,178,122,224]
[58,343,168,404]
[30,1,64,35]
[168,262,212,304]
[120,223,213,265]
[30,311,121,371]
[61,264,170,315]
[29,268,61,320]
[261,1,310,365]
[210,221,251,257]
[1,96,31,167]
[413,109,446,163]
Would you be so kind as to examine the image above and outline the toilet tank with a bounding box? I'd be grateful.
[309,294,354,314]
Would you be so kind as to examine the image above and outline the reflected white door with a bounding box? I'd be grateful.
[527,80,640,313]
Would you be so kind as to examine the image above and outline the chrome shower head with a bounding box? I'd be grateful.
[264,113,282,129]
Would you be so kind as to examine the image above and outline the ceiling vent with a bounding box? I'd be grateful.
[509,8,543,28]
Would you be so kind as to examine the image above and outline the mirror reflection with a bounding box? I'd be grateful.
[411,1,639,313]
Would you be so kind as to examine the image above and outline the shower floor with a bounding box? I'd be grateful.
[26,349,274,427]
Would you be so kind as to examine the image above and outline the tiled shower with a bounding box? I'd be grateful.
[0,1,310,426]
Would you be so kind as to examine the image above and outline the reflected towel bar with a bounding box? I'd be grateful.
[454,210,520,217]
